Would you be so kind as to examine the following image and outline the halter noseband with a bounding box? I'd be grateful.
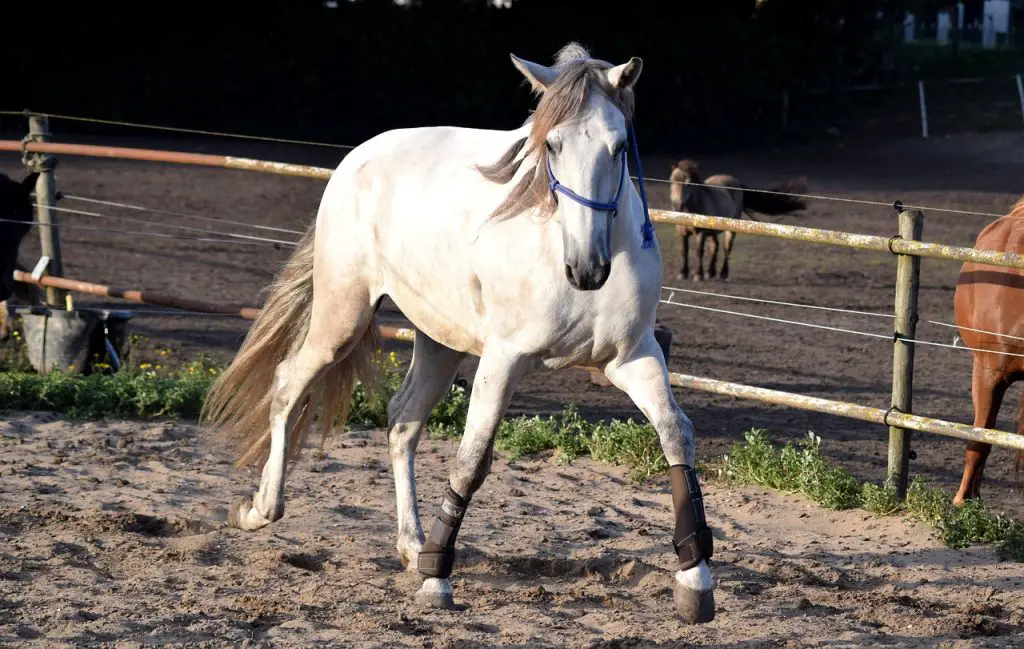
[544,122,655,250]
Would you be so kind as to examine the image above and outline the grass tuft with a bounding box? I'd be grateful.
[713,429,1024,561]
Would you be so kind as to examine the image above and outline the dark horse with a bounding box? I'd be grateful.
[0,171,42,338]
[669,160,807,281]
[952,195,1024,505]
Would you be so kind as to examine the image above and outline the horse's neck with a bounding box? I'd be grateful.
[684,183,707,212]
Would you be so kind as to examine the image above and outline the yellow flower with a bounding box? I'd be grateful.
[139,363,152,370]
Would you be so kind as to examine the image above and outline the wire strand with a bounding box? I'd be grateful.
[2,110,356,150]
[34,203,298,248]
[633,176,1012,219]
[924,320,1024,343]
[60,194,305,236]
[659,297,892,340]
[663,285,1024,343]
[659,298,1024,359]
[0,217,284,247]
[663,286,893,319]
[5,304,250,319]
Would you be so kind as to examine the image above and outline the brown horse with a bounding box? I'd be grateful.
[952,195,1024,505]
[668,160,808,281]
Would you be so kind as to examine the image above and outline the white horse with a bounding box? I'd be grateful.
[201,42,716,623]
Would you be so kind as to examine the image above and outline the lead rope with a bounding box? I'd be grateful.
[629,122,655,250]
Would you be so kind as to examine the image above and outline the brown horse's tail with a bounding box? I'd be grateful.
[200,224,382,470]
[740,177,808,217]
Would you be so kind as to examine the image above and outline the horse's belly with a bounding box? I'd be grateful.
[385,284,485,356]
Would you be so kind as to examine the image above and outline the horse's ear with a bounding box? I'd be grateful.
[510,53,558,94]
[607,57,643,90]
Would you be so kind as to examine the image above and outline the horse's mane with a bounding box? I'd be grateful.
[476,42,636,222]
[1010,195,1024,219]
[670,160,703,184]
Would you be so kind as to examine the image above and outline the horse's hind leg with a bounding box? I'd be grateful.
[953,363,1006,505]
[388,332,466,570]
[230,284,376,531]
[719,231,736,281]
[415,350,530,608]
[602,332,715,624]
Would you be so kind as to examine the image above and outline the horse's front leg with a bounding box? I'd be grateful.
[706,235,720,280]
[678,230,691,280]
[603,333,716,624]
[415,350,529,608]
[694,232,707,282]
[719,231,736,281]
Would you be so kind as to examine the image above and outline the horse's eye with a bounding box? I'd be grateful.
[545,140,557,157]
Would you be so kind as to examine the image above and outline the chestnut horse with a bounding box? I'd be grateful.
[668,160,807,281]
[952,195,1024,505]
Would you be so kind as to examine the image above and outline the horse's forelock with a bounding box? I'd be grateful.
[478,49,635,222]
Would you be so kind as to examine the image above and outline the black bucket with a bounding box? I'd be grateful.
[17,307,134,375]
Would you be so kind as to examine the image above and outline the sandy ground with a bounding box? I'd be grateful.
[3,129,1024,646]
[2,412,1023,648]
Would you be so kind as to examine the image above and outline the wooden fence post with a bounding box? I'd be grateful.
[888,209,924,498]
[26,114,67,307]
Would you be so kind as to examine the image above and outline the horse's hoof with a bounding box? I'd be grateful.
[673,579,715,623]
[693,275,705,283]
[227,499,273,531]
[415,578,456,609]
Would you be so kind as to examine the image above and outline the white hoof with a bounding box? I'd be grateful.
[673,565,716,623]
[415,577,455,609]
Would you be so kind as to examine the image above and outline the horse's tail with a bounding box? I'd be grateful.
[200,224,382,470]
[740,176,808,216]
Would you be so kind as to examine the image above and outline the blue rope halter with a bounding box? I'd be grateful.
[545,122,655,250]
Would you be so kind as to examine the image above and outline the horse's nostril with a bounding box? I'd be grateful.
[565,264,580,287]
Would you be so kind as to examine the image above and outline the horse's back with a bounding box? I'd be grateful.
[697,174,743,218]
[704,174,742,190]
[955,204,1024,371]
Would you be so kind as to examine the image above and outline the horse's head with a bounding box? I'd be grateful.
[669,160,700,212]
[0,172,37,302]
[508,44,642,291]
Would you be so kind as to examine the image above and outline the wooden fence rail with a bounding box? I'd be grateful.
[4,134,1023,499]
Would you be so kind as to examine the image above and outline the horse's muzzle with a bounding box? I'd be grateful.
[565,261,611,291]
